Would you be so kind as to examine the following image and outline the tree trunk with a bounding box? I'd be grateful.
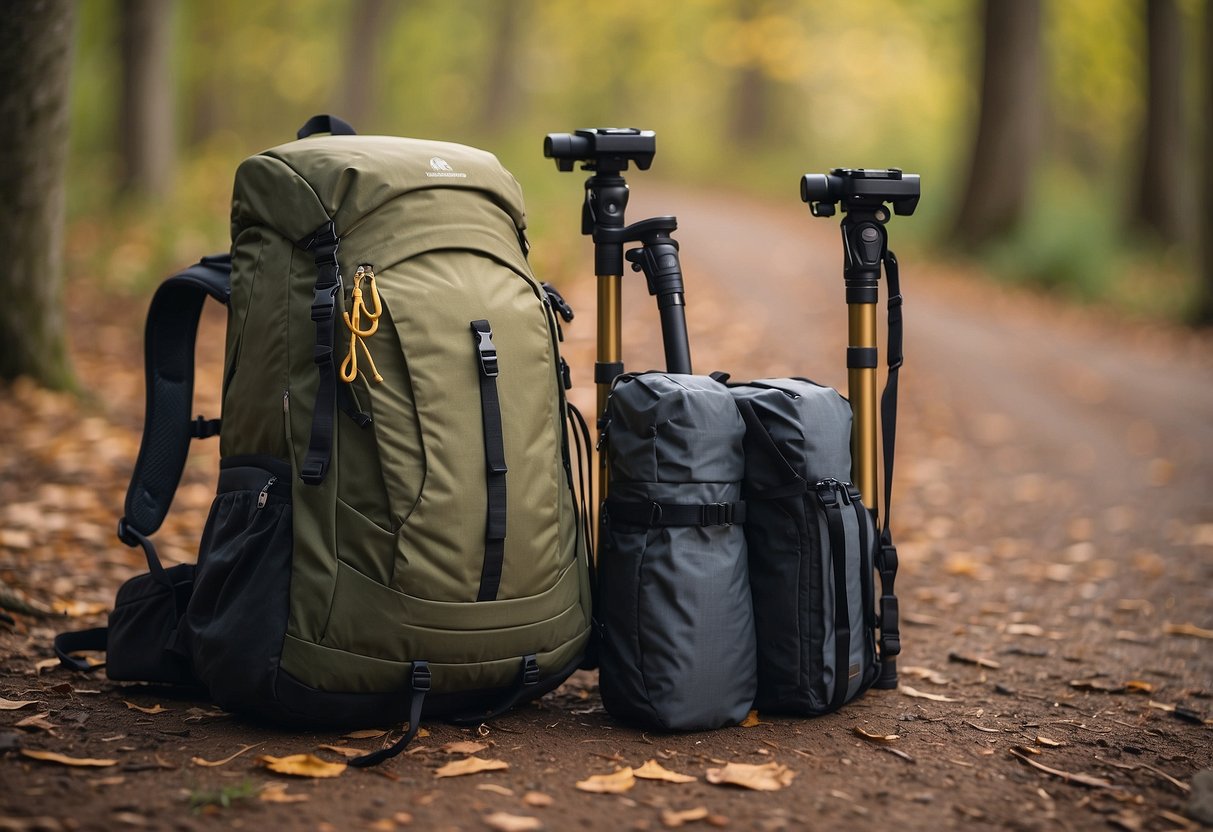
[952,0,1043,248]
[1132,0,1187,243]
[335,0,393,130]
[1196,3,1213,325]
[479,0,524,133]
[118,0,175,199]
[728,0,772,148]
[0,0,76,388]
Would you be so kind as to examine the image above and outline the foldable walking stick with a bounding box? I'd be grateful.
[801,167,919,689]
[544,129,694,501]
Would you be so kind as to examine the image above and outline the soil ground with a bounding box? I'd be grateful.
[2,186,1212,831]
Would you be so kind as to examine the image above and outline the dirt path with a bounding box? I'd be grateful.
[2,184,1212,832]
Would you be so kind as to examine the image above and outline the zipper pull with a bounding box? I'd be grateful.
[258,476,278,509]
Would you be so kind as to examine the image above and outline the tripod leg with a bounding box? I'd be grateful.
[596,274,623,505]
[847,301,879,513]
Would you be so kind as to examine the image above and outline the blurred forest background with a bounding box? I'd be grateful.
[1,0,1210,389]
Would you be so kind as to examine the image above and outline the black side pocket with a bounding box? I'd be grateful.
[106,563,197,685]
[184,456,292,715]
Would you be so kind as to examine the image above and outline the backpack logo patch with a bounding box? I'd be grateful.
[426,157,466,179]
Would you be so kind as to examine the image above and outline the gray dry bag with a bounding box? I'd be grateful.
[598,373,756,730]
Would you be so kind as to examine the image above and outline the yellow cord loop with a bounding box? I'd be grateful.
[340,265,384,384]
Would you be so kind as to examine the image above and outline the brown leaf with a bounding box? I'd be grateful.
[441,740,490,755]
[1123,680,1154,694]
[899,684,959,702]
[1008,748,1113,789]
[483,812,542,832]
[191,743,262,767]
[53,600,108,617]
[343,729,387,739]
[574,767,636,794]
[123,700,168,715]
[1162,622,1213,640]
[16,713,56,732]
[476,784,515,796]
[0,697,38,710]
[34,658,60,674]
[634,759,697,783]
[21,748,116,767]
[1006,623,1045,637]
[522,791,553,808]
[705,762,795,792]
[434,756,509,778]
[316,744,367,759]
[661,807,710,828]
[1069,679,1125,694]
[739,710,761,728]
[947,653,1001,669]
[853,727,900,742]
[257,753,347,778]
[901,666,948,685]
[259,783,310,803]
[1035,736,1066,748]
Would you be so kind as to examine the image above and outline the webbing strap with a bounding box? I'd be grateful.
[877,251,902,661]
[119,254,231,557]
[299,222,341,486]
[348,662,430,767]
[819,491,852,712]
[53,627,107,672]
[471,320,507,602]
[605,499,746,528]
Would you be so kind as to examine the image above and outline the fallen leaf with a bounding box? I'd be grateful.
[1035,736,1066,748]
[91,775,126,787]
[1123,680,1154,694]
[476,784,515,796]
[191,743,262,767]
[705,762,795,792]
[661,807,710,828]
[575,767,636,794]
[522,791,553,808]
[34,658,60,674]
[854,727,900,742]
[259,783,309,803]
[899,684,959,702]
[434,756,509,778]
[441,740,490,755]
[1008,748,1113,789]
[394,812,414,825]
[634,759,697,783]
[901,666,948,685]
[947,653,1001,669]
[343,729,387,739]
[739,710,761,728]
[21,749,116,767]
[1006,623,1045,637]
[15,713,56,733]
[316,744,367,759]
[123,701,168,715]
[483,812,542,832]
[1069,679,1126,694]
[0,697,37,710]
[53,600,108,617]
[257,753,347,778]
[1162,622,1213,640]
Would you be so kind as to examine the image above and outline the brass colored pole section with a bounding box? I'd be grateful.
[596,274,623,502]
[848,301,879,513]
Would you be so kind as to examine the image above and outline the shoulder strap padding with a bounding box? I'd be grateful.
[120,254,231,541]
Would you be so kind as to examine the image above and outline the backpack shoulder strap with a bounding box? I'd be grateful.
[117,254,231,581]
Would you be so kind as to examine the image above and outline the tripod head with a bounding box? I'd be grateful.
[544,128,656,174]
[801,168,920,219]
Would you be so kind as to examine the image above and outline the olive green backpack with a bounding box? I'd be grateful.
[56,116,594,765]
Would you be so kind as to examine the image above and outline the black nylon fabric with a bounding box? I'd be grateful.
[598,374,755,731]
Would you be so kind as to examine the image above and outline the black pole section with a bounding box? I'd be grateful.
[624,217,692,374]
[585,174,630,277]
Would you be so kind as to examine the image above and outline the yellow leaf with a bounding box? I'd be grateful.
[316,744,367,759]
[705,762,795,792]
[1124,680,1154,694]
[1163,622,1213,640]
[343,729,387,739]
[661,807,710,828]
[35,658,60,674]
[574,767,636,794]
[739,710,761,728]
[854,727,900,743]
[257,753,347,778]
[522,791,553,808]
[0,697,37,710]
[634,759,697,783]
[123,701,168,715]
[1035,736,1065,748]
[53,600,109,617]
[434,756,509,778]
[476,784,515,796]
[259,783,309,803]
[441,740,489,755]
[483,812,542,832]
[191,743,262,767]
[21,749,116,767]
[899,684,959,702]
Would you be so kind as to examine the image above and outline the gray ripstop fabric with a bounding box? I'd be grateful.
[598,373,756,730]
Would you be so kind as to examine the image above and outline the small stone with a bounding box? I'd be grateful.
[1186,769,1213,826]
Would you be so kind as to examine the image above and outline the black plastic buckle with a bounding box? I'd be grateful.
[116,517,139,547]
[521,655,540,686]
[542,282,575,322]
[411,661,432,693]
[189,415,221,439]
[701,502,734,526]
[311,283,340,322]
[472,324,499,377]
[816,479,840,507]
